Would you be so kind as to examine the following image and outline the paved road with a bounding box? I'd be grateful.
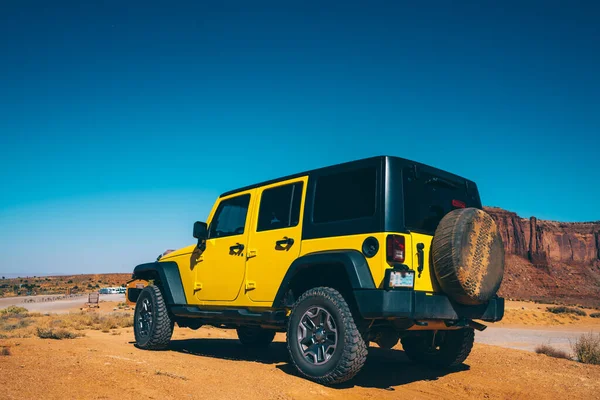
[0,293,125,313]
[476,325,597,353]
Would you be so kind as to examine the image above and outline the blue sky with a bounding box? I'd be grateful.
[1,1,599,275]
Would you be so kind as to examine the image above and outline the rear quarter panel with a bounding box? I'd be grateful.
[300,232,439,293]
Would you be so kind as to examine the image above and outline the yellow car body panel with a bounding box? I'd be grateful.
[194,189,256,304]
[407,232,437,293]
[245,176,308,304]
[300,233,390,289]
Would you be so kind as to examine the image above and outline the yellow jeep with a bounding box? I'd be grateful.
[129,156,505,384]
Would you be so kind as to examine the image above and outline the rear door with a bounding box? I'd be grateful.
[402,167,480,292]
[245,177,307,303]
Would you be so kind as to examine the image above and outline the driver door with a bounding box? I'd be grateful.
[195,190,255,302]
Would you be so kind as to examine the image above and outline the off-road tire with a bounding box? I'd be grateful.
[431,207,504,305]
[133,285,174,350]
[401,328,474,368]
[236,326,276,347]
[286,287,368,385]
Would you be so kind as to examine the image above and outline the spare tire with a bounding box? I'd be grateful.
[431,208,504,305]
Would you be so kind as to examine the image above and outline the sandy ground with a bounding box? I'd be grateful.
[0,294,126,313]
[2,297,600,399]
[1,326,599,400]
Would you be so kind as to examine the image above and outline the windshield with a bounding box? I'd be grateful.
[403,168,481,234]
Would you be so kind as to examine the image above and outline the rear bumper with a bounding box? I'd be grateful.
[354,289,504,322]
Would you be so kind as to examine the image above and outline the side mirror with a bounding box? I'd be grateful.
[193,221,208,240]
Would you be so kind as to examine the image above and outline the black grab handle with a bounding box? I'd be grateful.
[275,237,294,247]
[229,243,245,253]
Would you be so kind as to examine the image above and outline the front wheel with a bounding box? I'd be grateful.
[286,287,368,385]
[401,328,474,368]
[133,285,174,350]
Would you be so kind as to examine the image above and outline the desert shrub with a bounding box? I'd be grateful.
[54,312,133,331]
[535,344,571,360]
[36,327,82,340]
[0,318,32,331]
[590,312,600,319]
[1,347,10,356]
[546,306,587,317]
[572,332,600,365]
[0,306,29,317]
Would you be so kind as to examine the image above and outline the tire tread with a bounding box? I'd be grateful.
[134,285,174,350]
[286,287,368,385]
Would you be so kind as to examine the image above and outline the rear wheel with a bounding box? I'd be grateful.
[286,287,368,385]
[236,326,276,347]
[401,328,474,368]
[133,285,174,350]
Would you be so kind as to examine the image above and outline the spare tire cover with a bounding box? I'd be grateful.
[431,208,504,305]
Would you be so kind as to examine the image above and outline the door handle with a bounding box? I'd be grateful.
[416,243,425,278]
[275,237,295,248]
[229,243,245,254]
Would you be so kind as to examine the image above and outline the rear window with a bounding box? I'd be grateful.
[403,169,481,234]
[313,167,377,223]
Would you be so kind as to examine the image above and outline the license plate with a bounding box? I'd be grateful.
[389,270,415,288]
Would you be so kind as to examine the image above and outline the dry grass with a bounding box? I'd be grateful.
[534,344,571,360]
[0,306,133,338]
[0,306,29,316]
[546,306,587,317]
[572,332,600,365]
[56,311,134,332]
[36,327,83,340]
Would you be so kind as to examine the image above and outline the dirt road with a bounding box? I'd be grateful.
[0,293,125,313]
[1,326,599,400]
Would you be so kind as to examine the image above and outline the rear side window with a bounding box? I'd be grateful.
[257,182,304,232]
[313,167,377,223]
[208,194,250,238]
[403,169,481,234]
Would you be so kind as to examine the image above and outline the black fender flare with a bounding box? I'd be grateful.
[272,250,375,308]
[132,261,187,305]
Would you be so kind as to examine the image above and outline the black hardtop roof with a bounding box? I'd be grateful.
[219,155,476,198]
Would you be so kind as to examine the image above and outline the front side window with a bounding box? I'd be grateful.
[257,182,303,232]
[208,194,250,238]
[313,167,377,223]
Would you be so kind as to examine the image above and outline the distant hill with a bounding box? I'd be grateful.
[0,273,131,297]
[485,207,600,307]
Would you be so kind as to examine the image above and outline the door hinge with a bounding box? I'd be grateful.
[245,281,256,291]
[246,249,257,259]
[193,282,203,293]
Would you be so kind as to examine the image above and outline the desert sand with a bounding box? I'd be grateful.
[1,298,599,400]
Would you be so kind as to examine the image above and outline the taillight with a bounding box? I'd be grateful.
[386,234,405,263]
[452,199,466,208]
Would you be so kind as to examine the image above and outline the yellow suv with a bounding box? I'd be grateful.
[129,156,505,385]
